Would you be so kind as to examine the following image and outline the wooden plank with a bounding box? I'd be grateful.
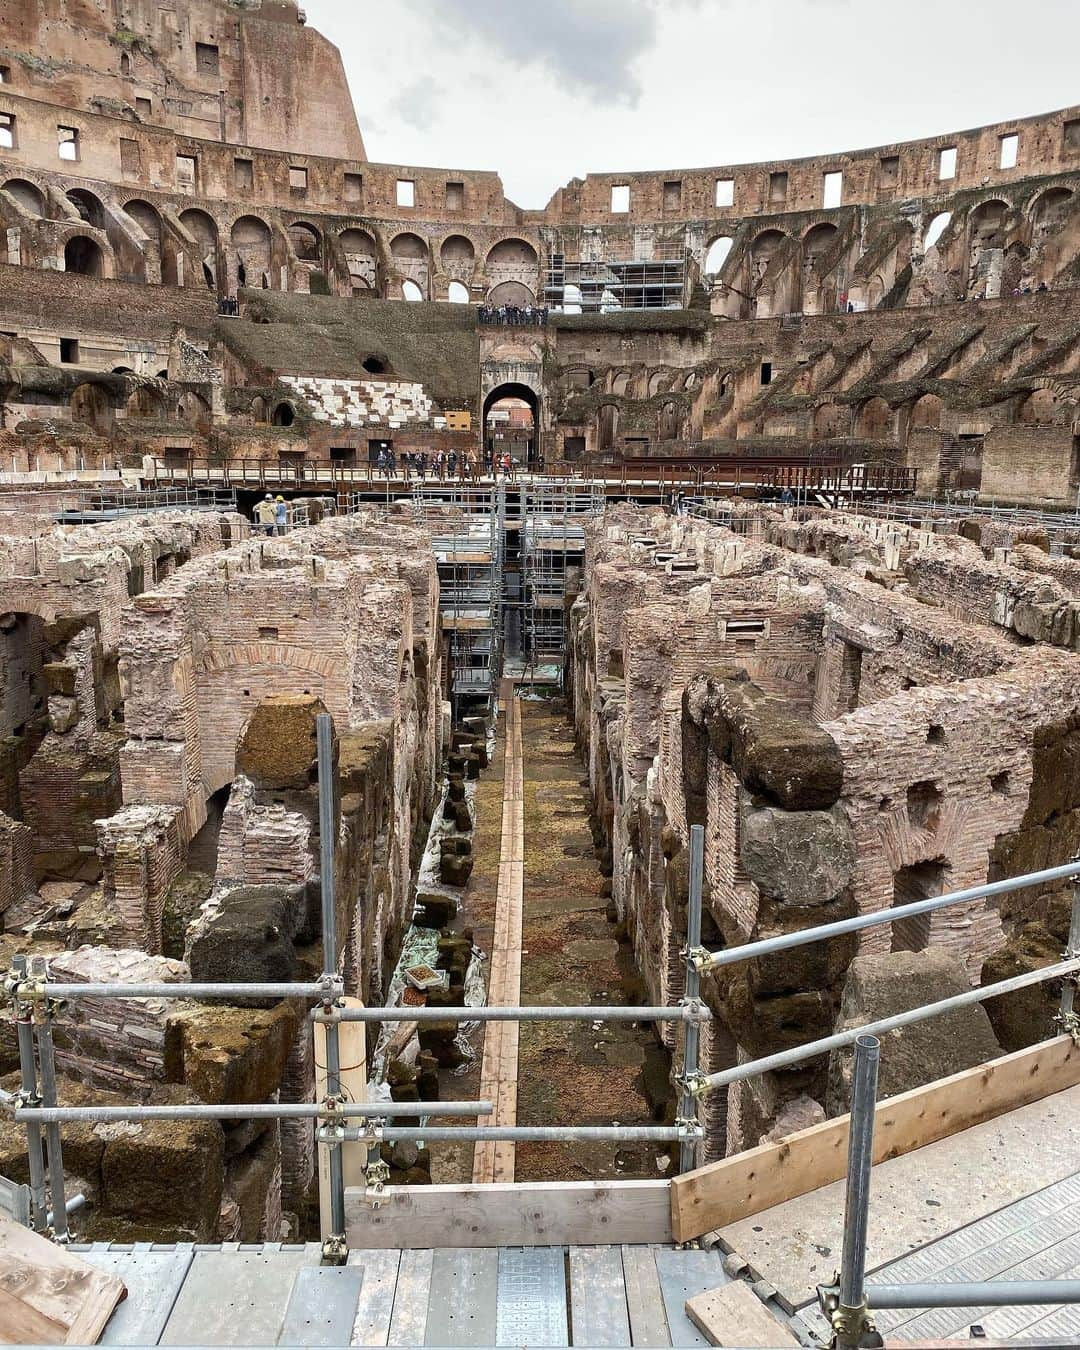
[671,1034,1080,1243]
[0,1217,126,1346]
[386,1249,432,1348]
[621,1246,671,1348]
[473,692,525,1185]
[161,1247,319,1346]
[345,1181,672,1248]
[569,1246,631,1347]
[685,1283,800,1348]
[347,1249,401,1346]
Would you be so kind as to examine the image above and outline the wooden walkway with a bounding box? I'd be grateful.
[73,1241,741,1347]
[472,686,524,1184]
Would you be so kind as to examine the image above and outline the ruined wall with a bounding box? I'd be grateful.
[572,503,1080,1159]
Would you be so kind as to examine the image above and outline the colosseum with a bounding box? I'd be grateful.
[0,1,1078,1344]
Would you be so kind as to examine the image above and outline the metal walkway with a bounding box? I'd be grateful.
[71,1242,749,1347]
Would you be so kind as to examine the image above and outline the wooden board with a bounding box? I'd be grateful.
[671,1034,1080,1242]
[0,1217,126,1345]
[345,1180,672,1248]
[685,1283,800,1348]
[473,690,525,1185]
[621,1246,671,1348]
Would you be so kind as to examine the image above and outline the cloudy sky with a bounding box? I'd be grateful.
[302,0,1080,209]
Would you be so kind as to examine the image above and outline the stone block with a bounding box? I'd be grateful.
[235,695,328,791]
[166,1001,300,1103]
[739,800,855,907]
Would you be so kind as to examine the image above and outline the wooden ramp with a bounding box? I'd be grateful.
[473,685,525,1184]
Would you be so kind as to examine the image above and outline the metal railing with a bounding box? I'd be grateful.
[677,856,1080,1347]
[0,725,709,1258]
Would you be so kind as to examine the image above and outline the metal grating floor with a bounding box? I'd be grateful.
[69,1240,764,1347]
[797,1173,1080,1343]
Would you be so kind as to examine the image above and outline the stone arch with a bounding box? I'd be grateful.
[487,280,534,306]
[969,199,1009,244]
[483,381,540,466]
[231,214,273,289]
[124,198,161,238]
[2,179,45,216]
[64,235,103,276]
[924,211,952,251]
[704,236,733,275]
[390,232,428,298]
[126,385,166,418]
[1018,387,1058,424]
[648,371,670,397]
[814,402,847,438]
[180,208,218,290]
[910,393,943,430]
[1030,186,1073,235]
[967,199,1010,298]
[856,396,892,440]
[179,389,211,431]
[251,396,269,423]
[338,228,376,293]
[401,280,424,302]
[749,229,786,305]
[447,280,470,304]
[272,401,296,427]
[658,400,680,441]
[597,403,619,452]
[288,221,321,262]
[67,189,105,230]
[803,222,838,268]
[196,645,341,794]
[440,234,475,268]
[611,370,631,396]
[486,237,538,271]
[70,382,112,431]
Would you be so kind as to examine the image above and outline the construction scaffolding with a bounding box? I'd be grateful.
[545,241,691,313]
[520,481,604,672]
[410,483,503,718]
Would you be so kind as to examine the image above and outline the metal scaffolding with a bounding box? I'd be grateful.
[410,483,503,718]
[520,480,604,671]
[545,240,691,313]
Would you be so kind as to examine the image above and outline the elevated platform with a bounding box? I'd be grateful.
[68,1241,757,1347]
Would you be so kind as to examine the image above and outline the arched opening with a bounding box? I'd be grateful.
[1018,388,1058,424]
[814,402,846,438]
[231,214,272,290]
[704,235,733,275]
[288,221,321,262]
[112,365,134,375]
[70,382,112,431]
[447,280,470,304]
[749,229,786,313]
[272,402,296,427]
[658,401,680,441]
[67,189,105,230]
[180,209,219,290]
[924,212,952,251]
[120,52,132,76]
[124,199,160,239]
[910,393,943,430]
[611,370,631,396]
[487,280,535,307]
[802,222,839,310]
[856,396,892,440]
[648,371,671,397]
[127,385,165,419]
[1031,187,1073,236]
[968,200,1010,297]
[441,235,475,271]
[179,390,210,433]
[338,228,376,293]
[401,280,423,302]
[486,238,539,296]
[2,179,45,217]
[64,235,103,277]
[362,355,388,375]
[484,382,539,469]
[251,396,268,423]
[390,232,428,297]
[597,403,619,452]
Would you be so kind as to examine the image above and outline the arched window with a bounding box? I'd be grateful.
[447,280,470,304]
[924,212,952,251]
[402,280,423,302]
[704,236,733,275]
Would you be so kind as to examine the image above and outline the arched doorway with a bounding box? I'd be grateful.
[64,235,103,276]
[483,383,539,469]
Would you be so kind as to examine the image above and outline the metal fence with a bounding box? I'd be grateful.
[0,719,709,1259]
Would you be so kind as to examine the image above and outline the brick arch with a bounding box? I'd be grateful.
[199,642,340,678]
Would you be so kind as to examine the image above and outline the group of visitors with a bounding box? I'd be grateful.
[478,305,548,326]
[400,449,480,480]
[1012,281,1050,296]
[253,493,290,535]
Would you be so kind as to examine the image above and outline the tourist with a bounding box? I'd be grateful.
[254,493,276,536]
[274,495,288,535]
